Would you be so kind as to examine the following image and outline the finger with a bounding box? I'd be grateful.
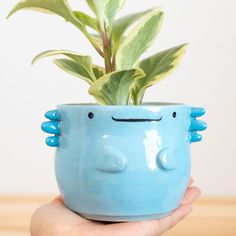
[45,110,61,121]
[41,121,61,135]
[189,177,194,186]
[127,205,192,236]
[156,204,192,234]
[101,205,192,236]
[53,196,64,204]
[181,186,201,205]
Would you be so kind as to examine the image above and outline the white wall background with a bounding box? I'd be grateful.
[0,0,235,196]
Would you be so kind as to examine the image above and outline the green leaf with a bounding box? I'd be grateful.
[132,44,188,105]
[106,0,126,26]
[89,69,144,105]
[32,50,97,83]
[54,59,94,85]
[8,0,84,31]
[112,8,154,50]
[92,65,105,79]
[73,11,100,32]
[86,0,109,31]
[116,8,164,70]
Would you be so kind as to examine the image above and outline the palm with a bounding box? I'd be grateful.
[30,178,200,236]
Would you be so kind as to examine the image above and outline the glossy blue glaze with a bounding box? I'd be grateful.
[189,132,202,143]
[41,103,207,221]
[45,110,61,121]
[189,119,207,131]
[41,121,60,135]
[46,136,60,147]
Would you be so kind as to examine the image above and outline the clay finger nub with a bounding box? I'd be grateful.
[46,136,60,147]
[190,119,207,132]
[189,133,202,143]
[45,110,61,121]
[41,121,61,135]
[190,107,206,118]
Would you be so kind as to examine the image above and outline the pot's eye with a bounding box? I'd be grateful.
[88,112,94,119]
[172,112,177,118]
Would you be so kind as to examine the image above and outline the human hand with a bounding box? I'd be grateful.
[30,178,200,236]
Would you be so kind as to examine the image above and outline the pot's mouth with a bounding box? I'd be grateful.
[111,116,163,122]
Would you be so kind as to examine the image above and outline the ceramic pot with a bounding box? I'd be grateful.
[41,103,207,221]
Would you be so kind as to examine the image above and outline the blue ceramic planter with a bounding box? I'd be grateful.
[42,103,207,222]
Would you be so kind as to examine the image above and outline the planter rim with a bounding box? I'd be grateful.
[57,102,189,109]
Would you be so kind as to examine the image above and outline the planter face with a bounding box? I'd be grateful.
[53,103,196,221]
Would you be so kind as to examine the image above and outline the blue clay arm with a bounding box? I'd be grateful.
[41,110,61,147]
[189,107,207,143]
[95,147,128,173]
[157,148,178,170]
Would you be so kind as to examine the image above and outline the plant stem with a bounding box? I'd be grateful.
[84,30,104,57]
[133,96,139,106]
[101,32,113,73]
[111,53,116,71]
[132,91,144,105]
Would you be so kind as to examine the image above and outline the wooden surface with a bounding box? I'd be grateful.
[0,196,236,236]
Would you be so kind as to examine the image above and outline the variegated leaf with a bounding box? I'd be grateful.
[89,69,144,105]
[132,44,188,105]
[112,8,154,51]
[92,65,105,79]
[86,0,109,31]
[54,59,94,85]
[8,0,84,31]
[106,0,126,26]
[73,11,100,32]
[32,50,97,83]
[116,8,164,70]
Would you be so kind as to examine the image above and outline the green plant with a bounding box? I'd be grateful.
[8,0,187,105]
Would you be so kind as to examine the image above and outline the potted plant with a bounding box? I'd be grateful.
[8,0,207,222]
